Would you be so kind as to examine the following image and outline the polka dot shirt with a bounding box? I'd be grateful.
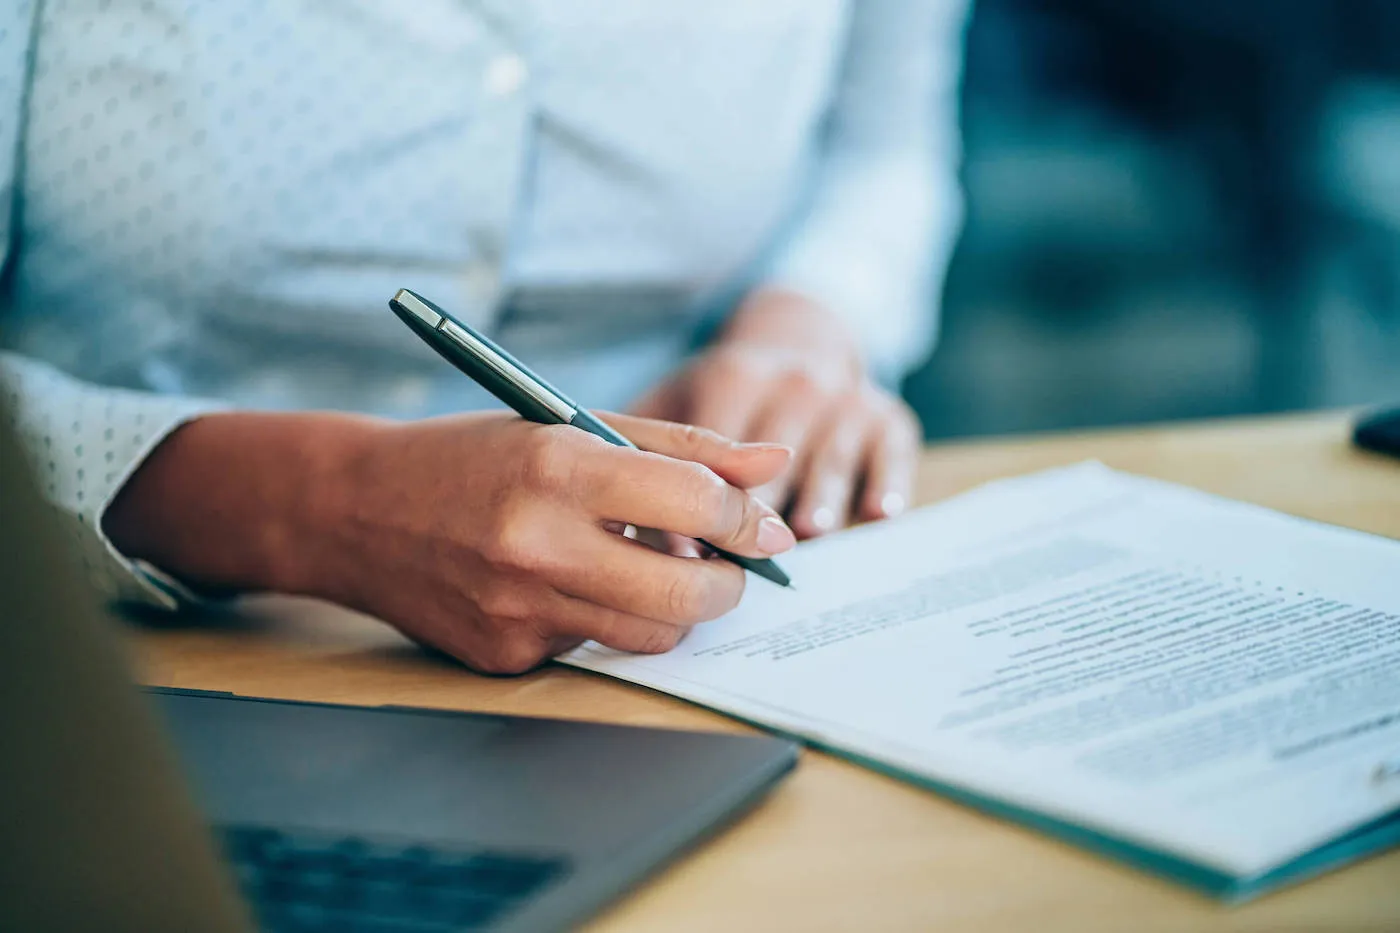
[0,0,967,608]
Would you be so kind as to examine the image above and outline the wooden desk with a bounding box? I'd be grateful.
[132,413,1400,932]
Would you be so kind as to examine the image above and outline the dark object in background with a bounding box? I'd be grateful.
[159,689,797,933]
[909,0,1400,440]
[1353,406,1400,460]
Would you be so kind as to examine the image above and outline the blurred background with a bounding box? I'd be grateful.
[905,0,1400,439]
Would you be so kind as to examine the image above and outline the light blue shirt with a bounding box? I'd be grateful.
[0,0,967,607]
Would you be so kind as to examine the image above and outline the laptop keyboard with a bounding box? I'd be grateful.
[221,825,571,932]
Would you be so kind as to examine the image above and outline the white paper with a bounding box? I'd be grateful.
[560,463,1400,877]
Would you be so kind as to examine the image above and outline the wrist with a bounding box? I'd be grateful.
[102,410,384,600]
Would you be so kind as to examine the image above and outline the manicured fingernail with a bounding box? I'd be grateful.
[735,441,792,454]
[810,505,836,532]
[756,515,797,555]
[880,492,906,517]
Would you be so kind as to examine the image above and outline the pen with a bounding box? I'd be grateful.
[388,288,793,589]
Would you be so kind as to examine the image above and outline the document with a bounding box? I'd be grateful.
[560,463,1400,898]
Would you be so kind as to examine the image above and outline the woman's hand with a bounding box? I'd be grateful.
[104,410,796,674]
[633,288,921,539]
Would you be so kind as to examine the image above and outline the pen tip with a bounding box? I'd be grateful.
[785,583,797,591]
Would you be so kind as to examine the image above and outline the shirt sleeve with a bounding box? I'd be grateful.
[1,3,224,610]
[0,356,227,609]
[762,0,971,384]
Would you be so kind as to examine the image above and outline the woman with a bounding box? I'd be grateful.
[0,0,967,672]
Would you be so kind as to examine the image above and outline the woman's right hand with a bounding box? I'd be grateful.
[104,409,797,673]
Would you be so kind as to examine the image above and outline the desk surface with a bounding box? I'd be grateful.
[133,412,1400,932]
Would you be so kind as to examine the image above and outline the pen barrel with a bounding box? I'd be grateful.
[568,409,637,449]
[389,296,568,425]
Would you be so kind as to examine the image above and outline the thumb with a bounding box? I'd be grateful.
[595,411,791,490]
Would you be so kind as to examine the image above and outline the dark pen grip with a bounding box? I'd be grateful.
[567,410,792,588]
[568,408,637,448]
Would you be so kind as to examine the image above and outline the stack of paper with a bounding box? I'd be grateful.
[561,463,1400,899]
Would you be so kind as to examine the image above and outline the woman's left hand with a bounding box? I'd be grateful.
[632,288,921,539]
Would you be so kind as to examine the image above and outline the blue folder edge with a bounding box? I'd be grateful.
[573,668,1400,902]
[822,740,1400,903]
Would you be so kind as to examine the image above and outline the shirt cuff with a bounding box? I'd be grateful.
[1,353,230,609]
[87,406,229,610]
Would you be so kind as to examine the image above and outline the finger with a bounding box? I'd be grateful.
[574,445,796,559]
[595,411,792,490]
[857,401,921,522]
[663,532,705,559]
[684,369,766,441]
[632,527,705,559]
[545,590,689,655]
[546,634,587,658]
[451,591,676,672]
[551,529,749,626]
[788,399,869,539]
[743,391,826,509]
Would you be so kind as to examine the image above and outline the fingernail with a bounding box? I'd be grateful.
[735,441,792,454]
[880,492,906,517]
[810,505,836,533]
[602,520,641,539]
[756,515,797,555]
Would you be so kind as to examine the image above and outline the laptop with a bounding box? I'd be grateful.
[0,399,798,933]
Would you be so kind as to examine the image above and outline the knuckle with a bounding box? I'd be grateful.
[780,368,821,396]
[664,571,708,625]
[670,420,723,452]
[518,428,575,493]
[481,515,544,573]
[637,626,683,655]
[725,494,758,547]
[840,389,872,420]
[678,463,729,523]
[483,634,547,675]
[671,420,702,448]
